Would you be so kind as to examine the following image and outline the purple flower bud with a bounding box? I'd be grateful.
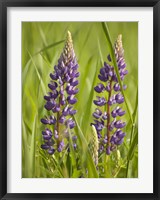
[44,100,56,111]
[52,105,60,113]
[99,145,104,153]
[94,83,105,93]
[48,82,58,90]
[42,129,52,136]
[123,85,127,90]
[60,95,66,106]
[64,74,70,82]
[67,86,79,95]
[57,146,62,152]
[113,83,120,91]
[94,97,106,106]
[111,109,117,118]
[41,116,56,125]
[108,70,113,77]
[43,134,52,140]
[98,74,108,82]
[48,147,55,155]
[72,135,77,141]
[54,133,59,139]
[58,77,63,85]
[106,83,111,92]
[70,79,79,86]
[115,93,124,104]
[47,139,54,146]
[102,112,108,120]
[116,138,124,145]
[59,141,65,147]
[100,67,106,75]
[72,64,78,70]
[108,95,116,106]
[112,73,118,82]
[67,95,77,105]
[73,143,77,149]
[103,138,108,144]
[114,120,126,128]
[41,118,49,125]
[41,144,49,150]
[104,62,112,72]
[51,90,59,99]
[107,54,111,62]
[59,115,66,124]
[50,73,57,80]
[44,95,51,101]
[97,132,102,139]
[66,119,76,129]
[118,132,126,139]
[61,106,69,116]
[118,57,126,69]
[117,107,125,116]
[106,146,111,155]
[93,120,104,131]
[92,108,102,119]
[75,72,80,78]
[122,69,128,75]
[57,141,65,152]
[109,119,116,131]
[69,107,77,115]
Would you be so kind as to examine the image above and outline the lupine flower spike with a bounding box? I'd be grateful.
[92,34,128,155]
[41,31,79,155]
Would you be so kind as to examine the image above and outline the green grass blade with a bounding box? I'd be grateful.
[127,127,138,160]
[81,59,98,136]
[68,129,77,171]
[22,121,30,177]
[39,53,53,68]
[22,59,32,85]
[27,50,46,95]
[50,155,64,178]
[97,39,104,66]
[33,40,65,56]
[30,113,37,177]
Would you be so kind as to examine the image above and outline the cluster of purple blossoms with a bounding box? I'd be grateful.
[41,31,79,155]
[92,34,128,155]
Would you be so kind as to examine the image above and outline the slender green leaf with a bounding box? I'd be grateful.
[33,40,65,55]
[27,50,46,95]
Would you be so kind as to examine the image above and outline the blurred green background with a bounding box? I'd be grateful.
[22,22,138,178]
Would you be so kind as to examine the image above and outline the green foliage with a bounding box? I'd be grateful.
[22,22,138,178]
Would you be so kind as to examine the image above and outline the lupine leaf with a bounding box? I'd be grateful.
[127,127,138,160]
[81,59,99,136]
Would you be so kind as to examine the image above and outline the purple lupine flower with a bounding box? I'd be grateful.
[92,34,128,156]
[93,96,107,106]
[41,31,79,155]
